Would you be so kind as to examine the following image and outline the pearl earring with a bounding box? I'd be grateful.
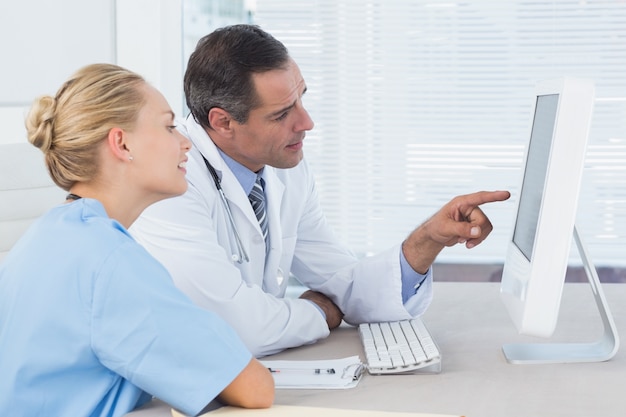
[128,155,134,161]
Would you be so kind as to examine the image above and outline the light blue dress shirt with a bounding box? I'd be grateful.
[0,199,252,417]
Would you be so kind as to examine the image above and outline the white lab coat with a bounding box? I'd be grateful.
[131,117,433,357]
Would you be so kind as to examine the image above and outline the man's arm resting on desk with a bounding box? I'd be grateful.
[299,289,344,329]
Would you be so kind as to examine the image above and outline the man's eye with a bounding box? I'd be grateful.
[275,112,288,121]
[167,125,177,132]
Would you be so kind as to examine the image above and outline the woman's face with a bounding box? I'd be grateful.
[125,85,191,202]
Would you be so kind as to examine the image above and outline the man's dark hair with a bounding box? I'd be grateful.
[184,24,290,129]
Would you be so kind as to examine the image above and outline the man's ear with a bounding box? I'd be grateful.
[106,127,132,162]
[208,108,235,136]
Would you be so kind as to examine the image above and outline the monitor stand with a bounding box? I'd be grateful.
[502,225,620,364]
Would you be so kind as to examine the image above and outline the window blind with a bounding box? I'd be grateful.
[248,1,626,266]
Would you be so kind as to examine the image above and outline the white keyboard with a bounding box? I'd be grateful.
[358,318,441,374]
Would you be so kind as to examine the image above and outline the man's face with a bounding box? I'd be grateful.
[228,59,314,172]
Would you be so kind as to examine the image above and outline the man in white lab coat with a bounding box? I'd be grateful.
[131,24,510,357]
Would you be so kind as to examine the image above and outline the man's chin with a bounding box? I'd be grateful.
[272,153,304,169]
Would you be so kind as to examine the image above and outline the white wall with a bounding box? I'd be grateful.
[116,0,184,115]
[0,0,184,258]
[0,0,184,146]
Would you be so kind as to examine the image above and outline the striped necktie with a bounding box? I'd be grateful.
[249,175,269,245]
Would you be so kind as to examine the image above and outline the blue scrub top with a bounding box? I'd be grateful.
[0,199,252,417]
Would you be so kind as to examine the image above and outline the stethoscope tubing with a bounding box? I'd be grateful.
[202,155,250,264]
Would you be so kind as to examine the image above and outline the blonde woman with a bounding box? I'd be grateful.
[0,63,273,417]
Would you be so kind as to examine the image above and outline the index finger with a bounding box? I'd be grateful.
[460,190,511,208]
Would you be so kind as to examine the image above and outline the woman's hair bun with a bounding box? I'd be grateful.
[25,95,57,153]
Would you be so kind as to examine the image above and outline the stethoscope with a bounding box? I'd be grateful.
[202,155,250,264]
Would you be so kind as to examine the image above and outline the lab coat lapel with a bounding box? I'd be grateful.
[185,117,285,294]
[219,168,258,227]
[187,119,260,231]
[261,168,285,294]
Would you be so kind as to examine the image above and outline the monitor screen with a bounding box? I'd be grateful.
[512,94,559,261]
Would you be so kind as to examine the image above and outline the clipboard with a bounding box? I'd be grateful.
[259,355,364,389]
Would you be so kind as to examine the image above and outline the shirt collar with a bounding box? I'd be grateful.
[216,147,264,196]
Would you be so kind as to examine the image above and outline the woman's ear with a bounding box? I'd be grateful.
[106,127,133,162]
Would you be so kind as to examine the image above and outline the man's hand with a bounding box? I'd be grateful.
[299,290,344,330]
[403,190,511,274]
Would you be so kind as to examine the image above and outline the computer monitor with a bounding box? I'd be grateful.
[500,77,619,364]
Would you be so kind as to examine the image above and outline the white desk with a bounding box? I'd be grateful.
[127,282,626,417]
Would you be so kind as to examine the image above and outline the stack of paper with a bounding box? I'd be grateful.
[259,355,364,389]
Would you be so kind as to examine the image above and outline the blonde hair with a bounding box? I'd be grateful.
[25,63,146,190]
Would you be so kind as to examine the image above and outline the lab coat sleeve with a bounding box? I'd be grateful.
[130,158,329,358]
[285,161,433,324]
